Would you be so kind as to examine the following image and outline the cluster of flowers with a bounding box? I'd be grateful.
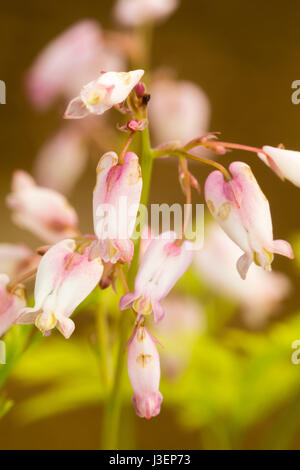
[1,0,300,420]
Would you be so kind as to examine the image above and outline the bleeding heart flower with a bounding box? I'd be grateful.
[114,0,178,27]
[6,171,78,244]
[258,145,300,187]
[119,231,194,322]
[127,322,162,419]
[16,239,103,338]
[205,161,294,279]
[93,151,142,264]
[64,70,144,119]
[0,274,26,338]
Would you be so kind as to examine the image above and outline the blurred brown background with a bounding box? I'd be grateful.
[1,0,300,449]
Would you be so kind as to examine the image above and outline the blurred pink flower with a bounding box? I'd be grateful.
[34,126,88,194]
[114,0,178,27]
[195,223,291,327]
[0,244,38,280]
[119,232,194,322]
[149,77,210,147]
[16,239,103,338]
[205,161,294,279]
[258,145,300,187]
[0,274,26,338]
[93,151,142,264]
[64,70,144,119]
[25,20,125,110]
[7,171,78,244]
[127,324,162,419]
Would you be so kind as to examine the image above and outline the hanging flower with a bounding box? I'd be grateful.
[6,171,78,244]
[93,151,142,264]
[64,70,144,119]
[16,239,103,338]
[119,231,194,322]
[127,322,162,419]
[205,161,294,279]
[258,145,300,187]
[0,244,38,280]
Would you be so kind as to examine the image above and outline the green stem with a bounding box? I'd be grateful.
[96,299,110,391]
[101,126,153,449]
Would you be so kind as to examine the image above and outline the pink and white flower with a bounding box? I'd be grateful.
[0,274,26,338]
[258,145,300,187]
[7,171,78,244]
[195,223,291,327]
[127,323,162,419]
[16,239,103,338]
[25,20,125,110]
[205,161,294,279]
[149,77,210,147]
[64,70,144,119]
[119,232,194,322]
[114,0,178,27]
[34,126,88,194]
[93,151,142,264]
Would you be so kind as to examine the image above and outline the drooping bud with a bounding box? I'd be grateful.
[127,323,162,419]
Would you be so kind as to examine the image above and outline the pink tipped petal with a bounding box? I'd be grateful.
[113,239,134,263]
[272,239,294,259]
[64,96,90,119]
[119,292,138,311]
[56,317,75,339]
[120,232,194,320]
[236,252,253,280]
[16,307,40,325]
